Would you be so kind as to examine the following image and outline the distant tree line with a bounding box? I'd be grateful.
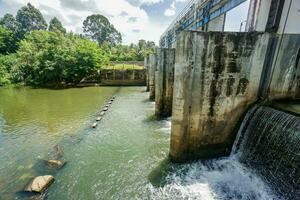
[0,3,156,86]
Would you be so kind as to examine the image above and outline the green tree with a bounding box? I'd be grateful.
[65,35,108,83]
[83,14,122,46]
[16,3,47,38]
[0,54,16,85]
[0,25,17,54]
[109,40,155,61]
[15,30,107,86]
[0,14,19,33]
[49,17,66,34]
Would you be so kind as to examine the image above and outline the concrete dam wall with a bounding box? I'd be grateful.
[155,48,175,118]
[170,31,269,161]
[82,69,146,86]
[146,31,300,162]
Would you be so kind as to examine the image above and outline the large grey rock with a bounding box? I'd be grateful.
[24,175,54,193]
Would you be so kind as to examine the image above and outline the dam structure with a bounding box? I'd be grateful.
[145,0,300,198]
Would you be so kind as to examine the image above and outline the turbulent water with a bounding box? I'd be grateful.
[0,86,280,200]
[233,105,300,200]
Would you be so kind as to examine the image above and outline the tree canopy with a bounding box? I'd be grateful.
[14,31,107,86]
[83,14,122,46]
[49,17,66,34]
[0,3,156,87]
[16,3,47,37]
[109,39,156,61]
[0,25,17,54]
[0,14,19,33]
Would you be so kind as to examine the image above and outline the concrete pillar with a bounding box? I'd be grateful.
[155,49,164,117]
[155,48,175,118]
[206,14,226,31]
[170,31,269,162]
[144,57,150,91]
[149,53,157,101]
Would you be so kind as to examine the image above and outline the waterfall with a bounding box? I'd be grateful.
[233,105,300,199]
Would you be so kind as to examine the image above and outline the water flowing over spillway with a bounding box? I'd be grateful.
[233,105,300,200]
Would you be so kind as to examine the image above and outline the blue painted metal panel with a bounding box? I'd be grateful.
[160,0,247,47]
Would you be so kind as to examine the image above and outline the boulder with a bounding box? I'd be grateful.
[24,175,54,193]
[96,117,102,121]
[108,101,112,104]
[45,160,65,169]
[103,107,108,111]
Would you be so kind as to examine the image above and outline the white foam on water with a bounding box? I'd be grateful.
[156,118,171,134]
[148,157,277,200]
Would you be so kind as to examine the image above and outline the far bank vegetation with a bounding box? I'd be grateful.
[0,3,155,87]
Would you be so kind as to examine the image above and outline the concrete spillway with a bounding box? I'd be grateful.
[233,105,300,199]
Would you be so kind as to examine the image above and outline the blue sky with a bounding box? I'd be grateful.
[0,0,249,45]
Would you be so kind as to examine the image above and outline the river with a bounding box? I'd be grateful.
[0,86,276,200]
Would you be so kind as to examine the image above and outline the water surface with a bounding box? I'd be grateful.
[0,86,276,200]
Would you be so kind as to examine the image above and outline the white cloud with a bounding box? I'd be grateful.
[137,0,163,5]
[0,0,167,44]
[164,2,176,17]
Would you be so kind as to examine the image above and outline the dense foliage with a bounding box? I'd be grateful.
[0,3,156,87]
[109,40,155,61]
[16,3,48,38]
[15,31,107,86]
[49,17,66,34]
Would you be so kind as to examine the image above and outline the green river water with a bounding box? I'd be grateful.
[0,86,281,200]
[0,87,171,199]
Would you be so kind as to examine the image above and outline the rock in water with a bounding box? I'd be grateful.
[92,123,97,128]
[45,160,65,169]
[24,175,54,193]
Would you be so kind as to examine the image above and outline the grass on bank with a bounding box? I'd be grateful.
[102,64,144,70]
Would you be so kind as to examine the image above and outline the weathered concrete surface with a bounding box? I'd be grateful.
[81,69,146,86]
[144,57,150,91]
[155,48,175,118]
[149,53,157,101]
[268,34,300,99]
[170,31,270,162]
[206,14,225,31]
[24,175,54,193]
